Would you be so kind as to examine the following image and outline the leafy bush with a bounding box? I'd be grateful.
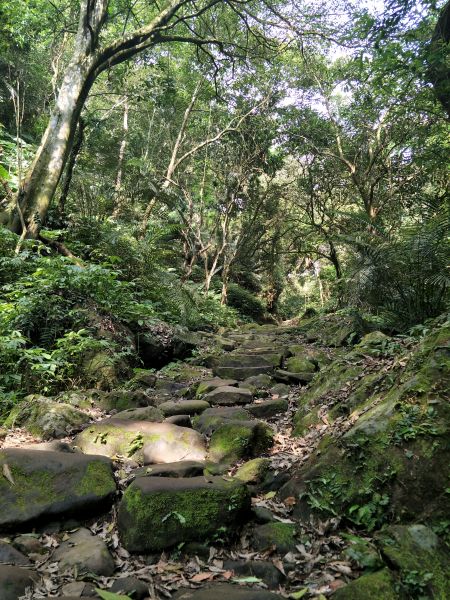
[344,200,449,331]
[226,283,265,321]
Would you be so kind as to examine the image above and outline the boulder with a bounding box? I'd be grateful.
[173,583,283,599]
[223,560,285,589]
[165,414,192,428]
[247,399,288,419]
[4,398,89,440]
[194,407,251,436]
[74,419,207,464]
[274,370,314,385]
[99,389,154,412]
[269,383,290,398]
[110,576,149,599]
[208,420,274,463]
[118,476,250,552]
[0,541,31,566]
[213,355,274,380]
[205,386,253,406]
[284,356,316,374]
[0,565,38,600]
[375,524,450,599]
[299,311,370,346]
[239,374,273,389]
[52,528,115,576]
[332,568,397,600]
[234,458,271,484]
[82,350,130,389]
[252,522,297,554]
[197,378,238,396]
[158,400,210,417]
[113,406,164,421]
[0,449,116,530]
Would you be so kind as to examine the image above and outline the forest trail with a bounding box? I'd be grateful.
[0,323,361,599]
[1,318,449,600]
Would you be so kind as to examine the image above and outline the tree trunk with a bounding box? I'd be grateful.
[428,0,450,118]
[112,100,129,219]
[11,59,93,238]
[58,117,86,218]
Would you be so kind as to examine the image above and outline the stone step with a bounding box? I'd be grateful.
[204,386,253,406]
[0,449,116,530]
[118,476,250,552]
[74,419,206,464]
[173,583,284,599]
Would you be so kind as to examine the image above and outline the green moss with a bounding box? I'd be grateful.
[253,522,297,553]
[376,525,450,600]
[208,421,273,463]
[285,356,316,373]
[77,461,116,498]
[332,568,398,600]
[119,479,249,551]
[235,458,270,483]
[0,464,65,514]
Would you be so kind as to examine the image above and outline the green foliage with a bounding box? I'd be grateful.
[226,283,265,321]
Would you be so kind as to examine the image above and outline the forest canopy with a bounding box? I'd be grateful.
[0,0,449,400]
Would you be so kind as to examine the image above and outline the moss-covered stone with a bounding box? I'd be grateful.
[74,419,206,463]
[5,397,89,440]
[247,398,289,419]
[112,406,163,423]
[332,568,398,600]
[196,378,238,396]
[208,420,274,464]
[284,356,316,374]
[118,476,250,552]
[98,389,154,412]
[284,319,450,528]
[376,524,450,600]
[158,400,210,417]
[193,407,251,436]
[0,449,115,530]
[235,458,270,483]
[252,522,297,554]
[82,350,130,389]
[298,310,370,346]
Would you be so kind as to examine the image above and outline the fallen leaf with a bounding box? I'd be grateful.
[289,588,308,599]
[283,496,297,506]
[2,463,15,485]
[191,572,213,582]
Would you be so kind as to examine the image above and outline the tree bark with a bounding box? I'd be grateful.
[58,117,86,217]
[428,0,450,118]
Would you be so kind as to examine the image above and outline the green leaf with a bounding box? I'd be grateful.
[95,589,132,600]
[232,576,263,583]
[0,164,10,180]
[265,491,276,499]
[289,589,308,599]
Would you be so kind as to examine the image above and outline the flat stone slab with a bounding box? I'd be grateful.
[53,528,115,576]
[74,419,206,464]
[0,565,38,600]
[248,399,289,419]
[205,386,253,406]
[214,355,274,380]
[118,476,250,552]
[274,370,314,384]
[134,460,206,478]
[196,378,238,396]
[0,449,116,530]
[208,420,274,463]
[113,406,164,421]
[158,400,210,417]
[193,407,251,436]
[0,542,31,566]
[173,583,284,599]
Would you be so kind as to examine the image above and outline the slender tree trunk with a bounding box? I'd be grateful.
[112,100,129,219]
[58,117,86,217]
[428,0,450,118]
